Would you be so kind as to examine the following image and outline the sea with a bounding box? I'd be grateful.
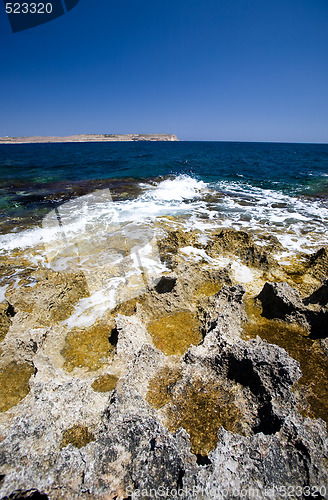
[0,140,328,311]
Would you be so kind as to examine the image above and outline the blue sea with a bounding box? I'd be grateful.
[0,140,328,260]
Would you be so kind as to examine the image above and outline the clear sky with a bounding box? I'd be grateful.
[0,0,328,142]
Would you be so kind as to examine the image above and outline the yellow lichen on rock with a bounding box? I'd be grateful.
[205,229,274,269]
[146,366,182,409]
[60,425,95,449]
[112,298,138,317]
[61,319,116,372]
[166,379,244,455]
[0,361,34,412]
[0,303,13,343]
[243,298,328,424]
[7,270,90,326]
[147,311,202,356]
[195,281,222,297]
[147,368,244,456]
[91,374,118,392]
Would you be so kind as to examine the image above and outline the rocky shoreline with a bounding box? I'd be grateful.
[0,226,327,499]
[0,134,179,144]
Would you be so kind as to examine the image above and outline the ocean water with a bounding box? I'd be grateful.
[1,141,328,247]
[0,140,328,325]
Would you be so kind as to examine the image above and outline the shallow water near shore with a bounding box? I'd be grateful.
[1,141,328,248]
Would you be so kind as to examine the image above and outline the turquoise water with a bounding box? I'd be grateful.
[0,141,327,254]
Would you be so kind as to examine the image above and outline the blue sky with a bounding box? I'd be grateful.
[0,0,328,142]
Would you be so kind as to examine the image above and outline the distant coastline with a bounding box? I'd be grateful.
[0,133,179,144]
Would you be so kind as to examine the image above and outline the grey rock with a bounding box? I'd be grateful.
[304,278,328,307]
[0,276,327,500]
[257,282,304,320]
[258,281,328,340]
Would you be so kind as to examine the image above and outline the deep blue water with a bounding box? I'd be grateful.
[0,141,328,232]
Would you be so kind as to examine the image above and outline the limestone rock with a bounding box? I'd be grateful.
[258,281,328,339]
[0,245,328,499]
[206,229,276,269]
[257,282,304,319]
[0,302,15,343]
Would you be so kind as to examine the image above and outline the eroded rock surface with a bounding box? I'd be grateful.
[0,229,328,499]
[258,281,328,338]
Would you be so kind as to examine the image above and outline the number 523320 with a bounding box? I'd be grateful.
[5,3,53,14]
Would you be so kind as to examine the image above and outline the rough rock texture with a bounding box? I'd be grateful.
[206,229,276,269]
[6,270,90,326]
[304,278,328,307]
[306,248,328,281]
[0,275,327,499]
[258,281,328,339]
[0,302,15,343]
[285,246,328,296]
[0,229,328,499]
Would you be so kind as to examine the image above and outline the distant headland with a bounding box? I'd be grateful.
[0,134,179,144]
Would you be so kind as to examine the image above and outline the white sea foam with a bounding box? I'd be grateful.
[142,175,207,202]
[0,284,8,302]
[0,176,209,256]
[1,173,327,326]
[185,179,328,252]
[230,261,254,283]
[1,174,327,259]
[180,246,214,263]
[62,285,123,329]
[180,246,254,283]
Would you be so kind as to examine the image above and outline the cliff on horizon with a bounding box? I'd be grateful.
[0,133,179,144]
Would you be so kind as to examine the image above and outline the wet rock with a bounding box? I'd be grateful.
[158,229,200,268]
[158,229,200,256]
[306,247,328,280]
[7,270,89,326]
[206,229,274,269]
